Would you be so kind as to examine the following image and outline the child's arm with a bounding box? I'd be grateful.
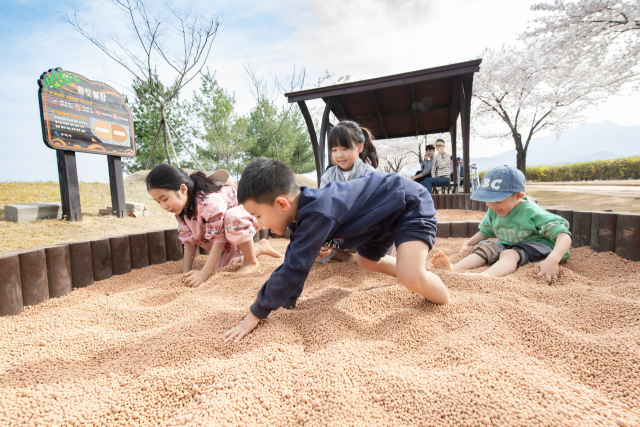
[536,232,571,284]
[183,247,197,273]
[459,231,486,253]
[184,242,225,287]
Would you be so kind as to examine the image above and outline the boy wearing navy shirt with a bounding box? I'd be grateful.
[224,158,451,343]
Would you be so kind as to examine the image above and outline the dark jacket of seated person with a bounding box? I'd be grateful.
[250,171,437,319]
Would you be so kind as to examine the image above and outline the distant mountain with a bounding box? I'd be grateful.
[471,121,640,171]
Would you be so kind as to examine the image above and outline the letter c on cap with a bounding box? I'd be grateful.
[491,179,503,190]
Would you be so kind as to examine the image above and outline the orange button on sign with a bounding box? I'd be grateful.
[94,121,112,140]
[112,124,128,143]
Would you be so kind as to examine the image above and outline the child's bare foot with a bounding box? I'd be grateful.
[237,260,259,274]
[431,250,454,271]
[255,239,283,258]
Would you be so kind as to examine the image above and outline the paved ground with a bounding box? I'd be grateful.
[527,180,640,198]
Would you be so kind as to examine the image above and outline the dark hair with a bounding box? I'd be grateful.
[327,121,379,169]
[238,157,299,205]
[435,138,445,143]
[146,163,221,220]
[425,144,435,151]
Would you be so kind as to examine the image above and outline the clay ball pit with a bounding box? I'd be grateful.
[1,237,639,426]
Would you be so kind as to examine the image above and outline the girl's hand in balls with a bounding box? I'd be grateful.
[459,243,470,254]
[224,312,260,343]
[183,270,208,287]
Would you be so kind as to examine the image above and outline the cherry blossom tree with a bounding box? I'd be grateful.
[526,0,639,75]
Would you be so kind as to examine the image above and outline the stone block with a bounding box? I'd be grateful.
[4,203,62,223]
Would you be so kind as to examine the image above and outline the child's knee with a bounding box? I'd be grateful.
[356,254,375,270]
[498,249,520,264]
[396,269,422,292]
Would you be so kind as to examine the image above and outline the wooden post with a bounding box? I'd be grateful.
[461,74,473,194]
[0,254,23,316]
[107,156,126,218]
[297,101,322,187]
[56,150,82,222]
[437,222,451,238]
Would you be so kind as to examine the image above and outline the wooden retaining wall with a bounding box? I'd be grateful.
[1,195,638,316]
[0,229,183,317]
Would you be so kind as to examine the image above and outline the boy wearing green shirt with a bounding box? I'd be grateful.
[432,165,572,283]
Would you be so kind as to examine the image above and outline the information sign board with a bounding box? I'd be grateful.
[38,68,135,157]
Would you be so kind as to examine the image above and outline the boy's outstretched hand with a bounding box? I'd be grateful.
[536,258,559,283]
[224,312,261,343]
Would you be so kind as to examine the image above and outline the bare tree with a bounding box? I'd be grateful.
[61,0,220,169]
[245,63,305,162]
[381,153,407,173]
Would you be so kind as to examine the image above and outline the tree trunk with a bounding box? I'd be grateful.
[160,106,172,165]
[513,132,527,180]
[272,135,280,162]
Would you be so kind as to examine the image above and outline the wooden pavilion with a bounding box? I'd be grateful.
[285,59,482,193]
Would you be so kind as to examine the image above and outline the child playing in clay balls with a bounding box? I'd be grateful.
[147,164,282,287]
[224,157,451,343]
[431,165,571,283]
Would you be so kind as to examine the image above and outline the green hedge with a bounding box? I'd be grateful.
[478,156,640,182]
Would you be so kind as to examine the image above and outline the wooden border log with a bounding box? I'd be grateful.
[0,254,23,316]
[472,199,479,211]
[436,222,451,238]
[259,228,269,240]
[445,195,453,209]
[590,212,617,253]
[451,221,466,237]
[129,233,150,269]
[464,194,472,210]
[615,213,640,261]
[572,211,592,248]
[147,230,167,265]
[110,236,132,275]
[457,194,465,210]
[555,210,574,234]
[164,229,183,262]
[45,245,72,298]
[432,194,440,210]
[90,239,112,281]
[18,248,49,306]
[480,201,488,212]
[68,241,93,288]
[436,194,444,210]
[466,221,480,238]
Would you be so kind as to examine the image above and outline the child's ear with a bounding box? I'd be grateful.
[274,196,291,212]
[180,184,189,195]
[357,142,364,154]
[515,192,525,201]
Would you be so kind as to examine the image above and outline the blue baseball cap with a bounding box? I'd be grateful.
[471,165,526,202]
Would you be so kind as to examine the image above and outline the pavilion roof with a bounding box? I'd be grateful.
[285,59,482,140]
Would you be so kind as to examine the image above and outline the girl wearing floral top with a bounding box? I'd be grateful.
[147,164,282,287]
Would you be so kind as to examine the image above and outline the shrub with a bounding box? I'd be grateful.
[478,156,640,182]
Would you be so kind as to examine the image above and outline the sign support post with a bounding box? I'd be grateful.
[38,68,136,221]
[56,150,83,222]
[107,156,126,218]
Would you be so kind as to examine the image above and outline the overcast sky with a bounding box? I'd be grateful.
[1,0,638,183]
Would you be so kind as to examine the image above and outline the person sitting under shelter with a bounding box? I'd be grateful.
[410,144,435,184]
[420,139,451,193]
